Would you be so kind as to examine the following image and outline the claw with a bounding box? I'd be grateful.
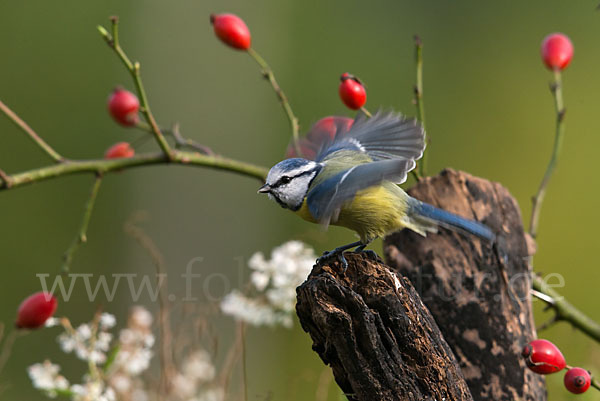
[317,250,348,271]
[361,249,380,261]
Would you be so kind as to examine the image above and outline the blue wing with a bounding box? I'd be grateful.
[316,110,425,164]
[307,158,413,225]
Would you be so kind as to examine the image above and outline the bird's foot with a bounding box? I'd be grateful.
[353,244,380,262]
[317,249,349,272]
[359,249,380,261]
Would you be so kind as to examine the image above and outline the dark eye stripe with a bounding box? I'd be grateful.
[272,169,313,188]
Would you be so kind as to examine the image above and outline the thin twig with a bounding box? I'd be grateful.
[529,69,565,238]
[592,377,600,392]
[0,330,19,376]
[0,99,65,163]
[87,309,103,382]
[123,213,175,395]
[360,107,372,118]
[98,18,173,159]
[219,319,245,398]
[414,35,426,179]
[61,175,103,273]
[536,314,559,332]
[0,150,268,191]
[171,123,214,155]
[533,274,600,343]
[240,322,248,401]
[0,169,12,189]
[135,121,213,155]
[247,47,301,157]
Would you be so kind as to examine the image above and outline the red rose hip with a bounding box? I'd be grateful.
[104,142,135,159]
[541,33,573,71]
[521,339,566,374]
[210,13,251,50]
[339,73,367,110]
[285,116,354,159]
[108,88,140,126]
[564,367,591,394]
[16,292,57,329]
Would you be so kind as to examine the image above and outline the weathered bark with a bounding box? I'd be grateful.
[296,253,473,401]
[384,169,545,400]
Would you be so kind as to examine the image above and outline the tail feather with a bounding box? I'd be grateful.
[408,198,495,242]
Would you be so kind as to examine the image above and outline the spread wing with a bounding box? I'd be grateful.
[306,158,413,225]
[315,110,425,163]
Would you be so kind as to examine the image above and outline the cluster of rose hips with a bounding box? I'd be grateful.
[210,13,367,111]
[522,339,594,394]
[102,12,371,160]
[104,87,139,159]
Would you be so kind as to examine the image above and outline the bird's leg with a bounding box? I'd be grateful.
[354,242,379,261]
[317,240,363,272]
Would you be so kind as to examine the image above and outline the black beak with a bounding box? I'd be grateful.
[258,183,271,194]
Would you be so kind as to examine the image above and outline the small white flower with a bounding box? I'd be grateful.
[76,324,92,340]
[118,348,153,375]
[250,271,270,291]
[171,373,197,398]
[58,332,77,353]
[221,241,315,328]
[182,350,216,382]
[99,313,116,330]
[96,332,113,351]
[28,360,69,391]
[130,306,153,329]
[196,387,225,401]
[109,373,131,393]
[44,317,60,328]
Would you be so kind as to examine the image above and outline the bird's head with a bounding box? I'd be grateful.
[258,158,323,211]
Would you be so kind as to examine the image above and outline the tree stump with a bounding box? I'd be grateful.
[296,253,473,401]
[384,169,545,400]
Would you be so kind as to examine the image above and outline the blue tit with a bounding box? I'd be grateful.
[258,111,495,268]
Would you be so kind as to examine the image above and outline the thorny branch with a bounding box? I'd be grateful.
[532,275,600,343]
[0,100,65,163]
[98,17,173,159]
[247,47,301,156]
[413,35,426,179]
[61,175,103,273]
[529,69,565,238]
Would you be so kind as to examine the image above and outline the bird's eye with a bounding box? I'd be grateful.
[280,176,291,184]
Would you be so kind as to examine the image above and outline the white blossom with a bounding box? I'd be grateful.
[71,381,116,401]
[195,387,225,401]
[99,313,116,330]
[130,306,153,329]
[28,360,69,397]
[182,350,216,382]
[44,317,60,328]
[221,241,315,328]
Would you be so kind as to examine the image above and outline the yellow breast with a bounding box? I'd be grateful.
[295,184,411,242]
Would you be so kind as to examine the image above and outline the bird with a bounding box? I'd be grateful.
[258,110,495,269]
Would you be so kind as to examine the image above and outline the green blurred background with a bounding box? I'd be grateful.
[1,1,599,400]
